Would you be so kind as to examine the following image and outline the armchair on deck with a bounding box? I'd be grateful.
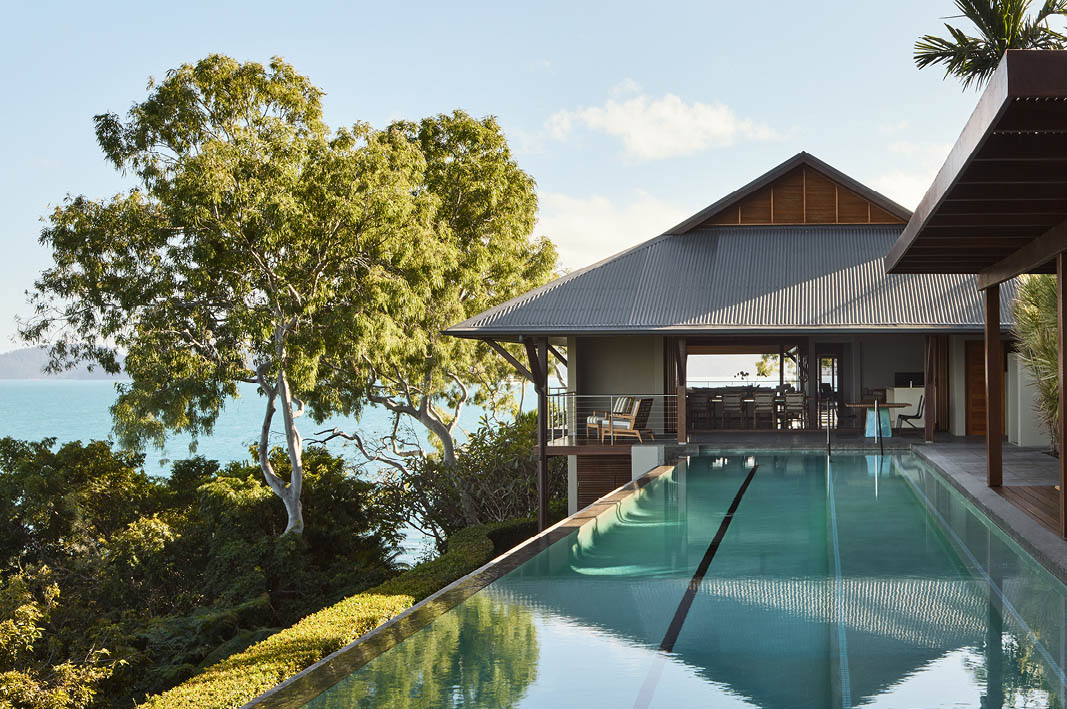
[586,396,633,440]
[598,397,656,443]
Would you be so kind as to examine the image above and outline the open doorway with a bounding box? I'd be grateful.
[684,342,806,430]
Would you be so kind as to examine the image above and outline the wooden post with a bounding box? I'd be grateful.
[1058,254,1067,537]
[985,285,1003,488]
[676,338,687,444]
[536,338,549,531]
[924,335,935,442]
[524,337,550,532]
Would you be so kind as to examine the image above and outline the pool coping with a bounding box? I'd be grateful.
[244,464,676,708]
[912,445,1067,588]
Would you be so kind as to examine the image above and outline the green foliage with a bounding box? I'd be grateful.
[20,54,441,533]
[318,111,559,470]
[140,519,534,709]
[0,572,114,709]
[378,412,567,547]
[22,56,558,535]
[915,0,1067,88]
[0,439,401,707]
[1012,274,1060,449]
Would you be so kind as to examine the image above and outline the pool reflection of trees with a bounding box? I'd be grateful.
[311,595,538,708]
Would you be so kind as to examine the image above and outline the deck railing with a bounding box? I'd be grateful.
[546,391,678,444]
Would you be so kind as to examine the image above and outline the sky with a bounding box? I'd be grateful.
[0,1,998,348]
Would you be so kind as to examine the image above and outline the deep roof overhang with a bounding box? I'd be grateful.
[886,50,1067,284]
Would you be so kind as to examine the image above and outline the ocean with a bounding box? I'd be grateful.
[0,379,527,561]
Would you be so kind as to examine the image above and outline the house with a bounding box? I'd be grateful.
[447,152,1048,526]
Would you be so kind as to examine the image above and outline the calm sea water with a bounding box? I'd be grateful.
[0,379,528,561]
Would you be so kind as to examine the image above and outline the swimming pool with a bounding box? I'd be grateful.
[299,452,1067,707]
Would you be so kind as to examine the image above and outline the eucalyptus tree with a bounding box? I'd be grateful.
[21,55,436,535]
[915,0,1067,88]
[312,112,558,498]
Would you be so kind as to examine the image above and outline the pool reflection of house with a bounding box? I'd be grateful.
[448,152,1047,520]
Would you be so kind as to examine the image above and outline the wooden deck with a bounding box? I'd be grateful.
[995,485,1060,534]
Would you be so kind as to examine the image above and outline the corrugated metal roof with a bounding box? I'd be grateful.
[447,225,1017,336]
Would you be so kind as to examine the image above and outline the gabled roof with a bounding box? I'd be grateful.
[665,152,912,233]
[446,154,1008,339]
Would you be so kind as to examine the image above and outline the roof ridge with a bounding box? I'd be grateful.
[663,152,912,235]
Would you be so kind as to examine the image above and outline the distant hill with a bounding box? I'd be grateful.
[0,347,124,380]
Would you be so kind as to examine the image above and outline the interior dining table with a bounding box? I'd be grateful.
[845,402,909,438]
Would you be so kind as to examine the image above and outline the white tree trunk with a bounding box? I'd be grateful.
[257,367,305,535]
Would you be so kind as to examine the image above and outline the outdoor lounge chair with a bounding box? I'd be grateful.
[897,395,925,433]
[586,396,633,440]
[600,397,655,443]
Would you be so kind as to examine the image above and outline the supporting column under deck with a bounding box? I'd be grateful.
[1058,254,1067,537]
[924,335,935,443]
[676,338,687,444]
[985,285,1003,488]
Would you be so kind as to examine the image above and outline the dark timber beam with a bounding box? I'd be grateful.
[525,337,550,532]
[924,335,935,443]
[1058,254,1067,537]
[486,339,535,383]
[676,338,687,444]
[976,215,1067,289]
[985,285,1003,487]
[547,344,567,367]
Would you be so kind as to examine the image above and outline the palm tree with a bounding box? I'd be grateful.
[915,0,1067,89]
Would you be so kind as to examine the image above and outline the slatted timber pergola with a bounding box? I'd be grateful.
[886,49,1067,537]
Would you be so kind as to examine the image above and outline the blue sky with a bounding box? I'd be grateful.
[0,1,996,346]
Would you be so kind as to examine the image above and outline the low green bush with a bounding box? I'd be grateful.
[140,518,534,708]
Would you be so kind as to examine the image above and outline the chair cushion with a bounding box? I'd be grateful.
[611,397,633,414]
[603,418,634,430]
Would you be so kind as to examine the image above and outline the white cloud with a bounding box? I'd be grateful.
[871,141,952,209]
[547,81,781,161]
[537,190,690,270]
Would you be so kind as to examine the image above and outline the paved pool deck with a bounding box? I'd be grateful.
[913,439,1067,586]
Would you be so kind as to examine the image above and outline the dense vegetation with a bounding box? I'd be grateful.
[379,413,567,548]
[141,519,537,708]
[1012,274,1060,450]
[0,411,561,707]
[0,439,402,707]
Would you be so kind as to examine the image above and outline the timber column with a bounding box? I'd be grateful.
[1058,254,1067,537]
[525,337,550,531]
[985,285,1003,487]
[676,338,687,444]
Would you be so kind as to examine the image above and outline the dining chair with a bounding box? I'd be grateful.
[752,390,776,429]
[721,393,745,429]
[779,392,806,429]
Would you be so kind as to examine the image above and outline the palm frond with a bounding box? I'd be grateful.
[915,0,1067,89]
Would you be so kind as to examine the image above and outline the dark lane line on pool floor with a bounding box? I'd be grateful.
[658,463,760,653]
[633,463,760,709]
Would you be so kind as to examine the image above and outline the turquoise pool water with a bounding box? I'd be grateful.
[304,452,1067,708]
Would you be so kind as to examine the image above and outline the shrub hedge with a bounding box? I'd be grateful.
[139,518,536,708]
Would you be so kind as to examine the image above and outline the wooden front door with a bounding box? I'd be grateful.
[965,340,1005,437]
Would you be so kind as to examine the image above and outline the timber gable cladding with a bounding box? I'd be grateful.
[702,165,907,227]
